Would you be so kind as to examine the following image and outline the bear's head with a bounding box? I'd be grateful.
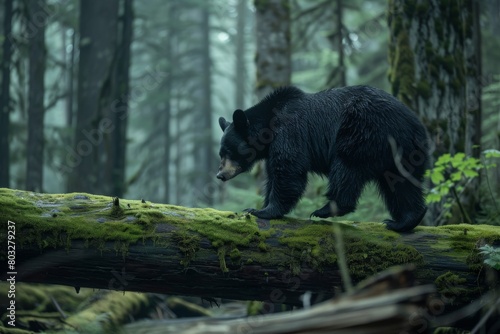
[217,109,257,182]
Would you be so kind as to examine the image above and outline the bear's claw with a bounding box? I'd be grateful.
[310,206,331,218]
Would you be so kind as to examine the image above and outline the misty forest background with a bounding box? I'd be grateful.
[1,0,500,227]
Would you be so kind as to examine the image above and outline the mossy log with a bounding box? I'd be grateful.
[0,188,498,308]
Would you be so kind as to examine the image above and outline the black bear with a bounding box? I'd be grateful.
[217,85,429,232]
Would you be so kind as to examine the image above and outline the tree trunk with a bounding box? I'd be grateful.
[235,0,247,109]
[193,5,214,206]
[67,0,119,194]
[388,0,481,225]
[327,0,346,87]
[462,0,482,218]
[0,0,13,188]
[26,0,47,193]
[337,0,346,87]
[389,0,467,155]
[255,0,291,99]
[163,2,176,204]
[108,0,133,198]
[254,0,292,190]
[1,188,497,310]
[65,28,76,128]
[488,0,500,35]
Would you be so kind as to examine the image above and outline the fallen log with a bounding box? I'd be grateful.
[0,188,498,309]
[122,267,437,334]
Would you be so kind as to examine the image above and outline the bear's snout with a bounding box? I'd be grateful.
[216,157,241,181]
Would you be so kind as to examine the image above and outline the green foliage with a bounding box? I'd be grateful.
[426,150,500,223]
[479,244,500,270]
[426,153,482,204]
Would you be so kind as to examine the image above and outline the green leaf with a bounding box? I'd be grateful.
[463,170,479,178]
[426,193,441,203]
[431,172,445,184]
[439,186,450,196]
[484,149,500,158]
[451,172,462,181]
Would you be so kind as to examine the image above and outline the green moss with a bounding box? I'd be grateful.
[230,247,241,261]
[388,24,415,108]
[415,3,429,17]
[3,189,498,288]
[415,224,500,272]
[344,231,423,280]
[0,283,92,313]
[218,247,228,273]
[247,300,264,316]
[435,272,469,304]
[416,80,431,99]
[172,230,200,267]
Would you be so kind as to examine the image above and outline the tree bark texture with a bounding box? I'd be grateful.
[106,0,133,198]
[0,0,13,188]
[0,188,498,309]
[235,0,247,109]
[255,0,291,99]
[388,0,482,225]
[193,5,215,206]
[26,0,47,193]
[162,2,176,204]
[68,0,119,194]
[389,0,468,156]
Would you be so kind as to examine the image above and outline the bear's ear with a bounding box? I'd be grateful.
[232,109,249,134]
[219,117,229,132]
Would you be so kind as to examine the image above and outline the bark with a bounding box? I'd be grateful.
[389,0,467,155]
[163,3,176,204]
[334,0,346,87]
[193,5,215,206]
[0,0,13,188]
[255,0,291,99]
[488,0,500,35]
[0,188,498,309]
[107,0,133,198]
[65,290,152,331]
[327,0,347,87]
[464,0,482,160]
[462,0,482,217]
[26,0,47,192]
[235,0,247,109]
[61,25,74,128]
[123,271,436,333]
[67,0,119,194]
[388,0,481,225]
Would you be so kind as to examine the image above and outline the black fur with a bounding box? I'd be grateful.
[217,85,429,232]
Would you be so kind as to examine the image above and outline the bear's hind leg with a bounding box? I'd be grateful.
[311,164,366,218]
[376,175,427,232]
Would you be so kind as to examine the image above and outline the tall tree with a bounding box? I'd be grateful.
[463,0,482,160]
[235,0,247,109]
[193,4,215,206]
[253,0,291,193]
[255,0,291,99]
[104,0,133,197]
[0,0,13,187]
[388,0,482,224]
[68,0,119,194]
[163,2,176,204]
[62,27,76,128]
[26,0,47,192]
[326,0,346,87]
